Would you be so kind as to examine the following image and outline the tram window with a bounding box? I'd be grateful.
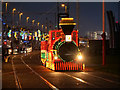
[56,32,61,37]
[52,32,55,40]
[73,32,76,41]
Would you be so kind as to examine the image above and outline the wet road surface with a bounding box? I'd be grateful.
[2,51,120,89]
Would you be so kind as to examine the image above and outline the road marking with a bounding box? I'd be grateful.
[64,73,97,88]
[81,72,120,85]
[21,57,59,90]
[11,57,22,89]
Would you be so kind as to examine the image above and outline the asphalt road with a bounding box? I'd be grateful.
[2,51,120,89]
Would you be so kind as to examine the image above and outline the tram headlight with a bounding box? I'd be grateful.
[78,55,82,60]
[54,56,58,60]
[77,53,82,60]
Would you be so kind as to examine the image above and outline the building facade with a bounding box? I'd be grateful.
[86,31,109,40]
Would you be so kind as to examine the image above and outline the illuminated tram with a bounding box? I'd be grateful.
[41,18,84,71]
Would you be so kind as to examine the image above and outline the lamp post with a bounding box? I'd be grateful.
[26,17,29,25]
[32,20,35,51]
[5,3,8,40]
[10,7,16,54]
[11,8,16,54]
[37,22,40,29]
[26,17,29,30]
[18,12,23,53]
[42,24,44,32]
[5,3,8,13]
[61,3,67,13]
[32,20,35,25]
[19,13,23,26]
[12,8,16,28]
[45,26,47,33]
[57,3,69,29]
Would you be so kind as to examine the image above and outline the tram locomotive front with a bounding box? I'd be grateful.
[41,18,84,71]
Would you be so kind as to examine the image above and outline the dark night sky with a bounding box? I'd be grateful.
[2,2,119,37]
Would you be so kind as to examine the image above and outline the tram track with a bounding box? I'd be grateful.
[80,72,120,85]
[21,54,98,88]
[20,56,59,90]
[11,56,22,89]
[63,73,98,88]
[11,53,120,89]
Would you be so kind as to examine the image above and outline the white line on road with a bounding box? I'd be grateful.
[21,57,59,90]
[63,73,98,88]
[11,57,22,89]
[81,72,120,85]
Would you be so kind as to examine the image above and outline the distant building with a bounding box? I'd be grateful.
[86,31,109,40]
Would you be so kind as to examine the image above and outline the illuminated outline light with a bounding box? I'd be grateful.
[59,23,76,25]
[65,35,72,42]
[61,18,74,20]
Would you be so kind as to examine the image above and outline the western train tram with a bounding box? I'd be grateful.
[41,18,84,71]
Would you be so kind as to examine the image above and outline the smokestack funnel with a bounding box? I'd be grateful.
[59,18,76,35]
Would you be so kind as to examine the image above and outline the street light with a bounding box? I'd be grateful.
[37,22,40,26]
[19,13,23,22]
[5,3,8,12]
[12,8,16,27]
[61,3,67,13]
[26,17,29,27]
[32,20,35,26]
[42,24,44,32]
[61,4,65,7]
[19,13,23,26]
[32,19,35,51]
[12,8,16,13]
[26,17,29,23]
[37,22,40,29]
[45,26,47,33]
[11,8,16,54]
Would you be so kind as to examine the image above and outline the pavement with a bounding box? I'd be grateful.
[2,51,120,89]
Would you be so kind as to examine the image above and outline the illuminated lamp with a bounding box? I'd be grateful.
[14,32,17,38]
[3,23,6,25]
[33,36,34,40]
[38,30,41,37]
[4,41,7,45]
[36,37,38,40]
[65,35,71,42]
[22,35,24,39]
[78,55,82,60]
[25,34,27,40]
[77,53,83,60]
[54,56,58,60]
[35,32,37,37]
[39,37,41,41]
[61,4,65,7]
[29,35,31,40]
[29,33,32,35]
